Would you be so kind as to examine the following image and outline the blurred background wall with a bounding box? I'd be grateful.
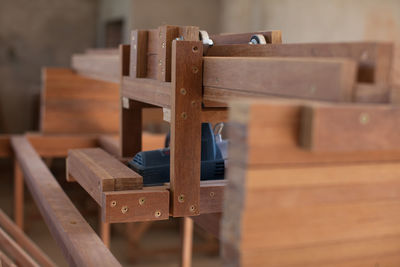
[1,0,400,133]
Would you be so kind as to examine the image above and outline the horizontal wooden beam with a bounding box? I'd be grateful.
[102,188,169,223]
[203,57,357,102]
[300,103,400,151]
[11,136,121,267]
[0,210,55,267]
[67,148,143,204]
[206,42,393,84]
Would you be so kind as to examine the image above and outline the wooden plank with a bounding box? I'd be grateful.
[130,30,148,78]
[71,52,119,83]
[207,42,393,84]
[120,99,143,157]
[210,30,282,45]
[300,103,400,151]
[192,213,221,238]
[353,83,390,103]
[229,99,400,166]
[147,29,159,55]
[0,210,55,267]
[13,161,23,230]
[0,250,16,267]
[222,162,400,266]
[157,25,179,82]
[0,228,38,267]
[11,136,121,267]
[170,40,203,216]
[201,108,228,123]
[41,68,119,135]
[97,135,120,157]
[102,189,169,223]
[203,57,357,102]
[0,136,11,157]
[67,148,143,204]
[26,134,98,157]
[121,77,171,108]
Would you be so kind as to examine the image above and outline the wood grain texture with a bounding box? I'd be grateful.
[170,41,203,216]
[229,99,400,166]
[0,210,55,267]
[67,148,142,204]
[203,57,357,102]
[300,103,400,151]
[222,161,400,266]
[210,30,282,45]
[207,42,393,84]
[41,68,119,135]
[11,136,121,267]
[102,189,169,223]
[130,30,148,78]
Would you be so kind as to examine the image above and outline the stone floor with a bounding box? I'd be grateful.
[0,159,221,266]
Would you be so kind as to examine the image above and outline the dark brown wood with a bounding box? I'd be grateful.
[0,135,11,157]
[300,103,400,151]
[170,40,203,217]
[157,25,179,82]
[102,189,169,223]
[11,136,121,267]
[67,148,143,204]
[120,99,143,157]
[206,42,393,84]
[0,250,16,267]
[192,213,221,238]
[203,57,357,102]
[130,30,148,78]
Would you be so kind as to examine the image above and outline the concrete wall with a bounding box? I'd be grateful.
[0,0,97,133]
[220,0,400,43]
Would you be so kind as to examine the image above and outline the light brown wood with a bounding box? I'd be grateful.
[170,40,203,217]
[102,189,169,223]
[300,103,400,151]
[0,210,55,267]
[41,68,119,135]
[207,42,393,84]
[0,227,39,267]
[13,161,23,230]
[67,148,143,204]
[99,216,110,248]
[11,136,121,267]
[0,250,16,267]
[180,217,193,267]
[203,57,357,102]
[201,108,228,123]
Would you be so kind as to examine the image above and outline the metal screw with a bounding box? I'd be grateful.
[180,88,187,95]
[309,86,316,94]
[359,113,370,125]
[209,192,215,198]
[133,44,137,50]
[121,206,129,214]
[189,205,196,212]
[155,211,161,218]
[181,112,187,119]
[132,36,135,41]
[70,221,77,225]
[192,46,199,53]
[191,101,196,107]
[192,66,199,74]
[178,194,185,203]
[110,200,117,207]
[159,59,162,66]
[139,197,145,205]
[162,42,166,48]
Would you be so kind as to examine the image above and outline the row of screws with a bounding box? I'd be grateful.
[110,199,161,218]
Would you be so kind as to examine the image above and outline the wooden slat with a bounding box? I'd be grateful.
[102,189,169,223]
[41,68,119,135]
[229,99,400,166]
[71,52,119,83]
[300,103,400,151]
[121,77,171,108]
[13,161,23,230]
[170,41,203,216]
[130,30,148,78]
[67,148,143,204]
[11,136,121,267]
[204,57,357,102]
[0,250,16,267]
[0,227,39,267]
[192,213,221,238]
[157,25,179,82]
[0,135,11,157]
[201,108,228,123]
[207,42,393,84]
[199,181,225,214]
[0,210,55,267]
[353,83,390,103]
[222,161,400,266]
[210,30,282,45]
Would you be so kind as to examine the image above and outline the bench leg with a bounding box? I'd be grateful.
[181,217,194,267]
[14,160,24,230]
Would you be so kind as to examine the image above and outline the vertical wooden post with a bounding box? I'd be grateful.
[99,218,111,248]
[130,30,148,78]
[14,160,24,229]
[157,25,179,82]
[181,217,194,267]
[170,40,203,217]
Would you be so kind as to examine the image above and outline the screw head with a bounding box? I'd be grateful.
[192,46,199,53]
[189,205,196,212]
[178,194,185,203]
[180,88,187,95]
[121,206,129,214]
[110,200,117,207]
[181,112,187,120]
[162,42,166,48]
[192,66,199,74]
[139,197,145,205]
[155,211,161,218]
[359,113,370,125]
[209,192,215,198]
